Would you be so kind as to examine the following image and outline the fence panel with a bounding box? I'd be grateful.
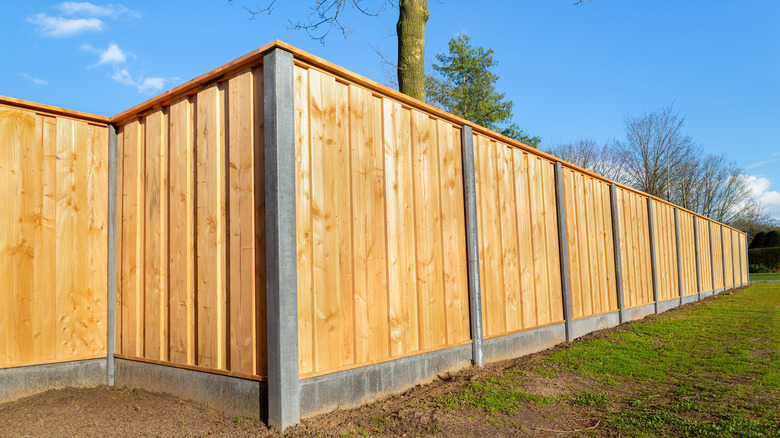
[0,103,107,369]
[116,67,267,378]
[696,216,713,293]
[652,201,680,302]
[711,223,724,290]
[615,187,654,308]
[293,65,471,377]
[561,167,617,319]
[678,210,697,296]
[724,228,734,288]
[473,133,563,339]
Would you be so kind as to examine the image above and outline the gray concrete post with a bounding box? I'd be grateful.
[609,184,626,324]
[674,208,684,303]
[693,216,702,300]
[107,124,117,386]
[264,47,300,431]
[709,221,716,292]
[647,198,660,313]
[460,126,484,366]
[721,227,727,290]
[553,162,573,342]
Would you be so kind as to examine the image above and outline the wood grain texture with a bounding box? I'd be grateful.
[695,217,713,293]
[114,70,267,378]
[168,97,194,365]
[678,210,697,297]
[617,188,654,309]
[561,167,617,319]
[294,67,471,377]
[711,223,724,290]
[471,133,563,339]
[0,104,107,369]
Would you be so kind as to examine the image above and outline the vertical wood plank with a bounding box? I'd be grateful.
[438,123,468,343]
[542,160,563,323]
[228,70,258,374]
[516,151,536,328]
[196,85,226,369]
[40,116,58,361]
[350,86,389,363]
[412,110,446,348]
[294,66,313,374]
[87,123,108,356]
[144,109,165,360]
[384,100,419,356]
[168,97,195,365]
[55,118,77,360]
[496,143,520,332]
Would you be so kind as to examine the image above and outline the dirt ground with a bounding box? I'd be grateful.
[0,329,628,438]
[0,295,770,438]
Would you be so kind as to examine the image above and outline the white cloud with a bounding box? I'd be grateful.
[744,174,780,221]
[28,3,138,38]
[17,73,48,86]
[111,69,180,94]
[96,43,127,65]
[747,159,777,170]
[28,13,104,37]
[59,2,139,18]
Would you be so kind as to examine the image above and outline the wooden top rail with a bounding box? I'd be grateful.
[0,95,108,125]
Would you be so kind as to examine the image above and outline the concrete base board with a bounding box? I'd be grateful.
[300,345,471,418]
[658,298,681,313]
[570,312,620,340]
[0,358,107,403]
[483,323,566,363]
[681,294,698,305]
[701,290,714,298]
[624,303,656,322]
[712,288,724,295]
[115,358,266,420]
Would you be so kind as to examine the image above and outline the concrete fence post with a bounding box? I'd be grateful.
[674,208,684,304]
[107,124,118,386]
[609,184,626,324]
[460,126,484,366]
[721,227,727,291]
[553,162,573,342]
[709,221,716,293]
[647,198,660,313]
[264,47,300,431]
[693,216,702,300]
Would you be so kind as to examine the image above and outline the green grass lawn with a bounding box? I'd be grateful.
[750,272,780,281]
[434,283,780,437]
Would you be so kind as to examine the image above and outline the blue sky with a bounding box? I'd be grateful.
[2,1,779,220]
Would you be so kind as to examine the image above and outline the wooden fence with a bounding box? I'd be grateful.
[0,98,108,369]
[473,133,563,339]
[0,43,750,402]
[113,66,267,380]
[293,65,471,377]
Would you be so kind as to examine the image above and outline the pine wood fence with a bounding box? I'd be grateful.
[0,41,750,430]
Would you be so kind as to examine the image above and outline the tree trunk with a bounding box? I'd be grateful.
[397,0,428,101]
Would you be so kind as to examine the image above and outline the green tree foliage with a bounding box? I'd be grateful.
[767,230,780,247]
[750,230,780,249]
[426,33,540,147]
[750,232,767,249]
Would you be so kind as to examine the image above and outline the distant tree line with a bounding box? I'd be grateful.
[548,105,779,237]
